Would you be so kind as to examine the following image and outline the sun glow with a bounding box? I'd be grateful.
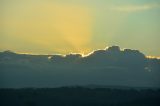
[1,1,160,56]
[1,2,93,55]
[146,56,160,59]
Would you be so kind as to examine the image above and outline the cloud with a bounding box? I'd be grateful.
[0,46,160,88]
[110,3,160,12]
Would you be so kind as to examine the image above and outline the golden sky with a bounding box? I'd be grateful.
[1,0,160,56]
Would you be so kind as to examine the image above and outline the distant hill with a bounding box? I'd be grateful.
[1,87,160,106]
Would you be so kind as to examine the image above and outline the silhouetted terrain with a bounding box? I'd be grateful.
[0,46,160,88]
[0,87,160,106]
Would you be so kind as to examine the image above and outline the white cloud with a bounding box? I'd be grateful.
[110,3,160,12]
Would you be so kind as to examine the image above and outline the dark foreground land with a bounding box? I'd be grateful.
[0,87,160,106]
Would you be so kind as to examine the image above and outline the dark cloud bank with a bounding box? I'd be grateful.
[0,46,160,88]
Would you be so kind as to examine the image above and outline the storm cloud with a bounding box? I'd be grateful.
[0,46,160,88]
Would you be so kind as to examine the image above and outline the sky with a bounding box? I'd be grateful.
[1,0,160,56]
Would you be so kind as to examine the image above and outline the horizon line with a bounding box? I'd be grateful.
[1,46,160,59]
